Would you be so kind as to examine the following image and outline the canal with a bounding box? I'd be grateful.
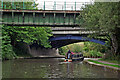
[2,58,119,78]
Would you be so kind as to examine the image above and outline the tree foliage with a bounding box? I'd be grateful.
[2,1,38,10]
[83,42,105,57]
[79,2,119,31]
[2,25,17,59]
[4,25,52,47]
[1,1,53,60]
[78,2,120,57]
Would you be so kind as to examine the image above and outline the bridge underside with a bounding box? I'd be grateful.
[51,39,84,48]
[49,36,106,48]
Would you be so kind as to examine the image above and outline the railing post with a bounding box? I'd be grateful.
[34,0,35,9]
[15,5,16,9]
[62,6,63,10]
[75,1,76,11]
[12,0,14,9]
[64,1,66,10]
[1,0,3,9]
[23,0,25,9]
[43,1,45,10]
[5,5,6,9]
[71,6,73,10]
[54,1,56,10]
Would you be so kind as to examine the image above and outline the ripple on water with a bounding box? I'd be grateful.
[2,58,119,78]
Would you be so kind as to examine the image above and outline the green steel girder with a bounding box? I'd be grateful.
[1,9,80,27]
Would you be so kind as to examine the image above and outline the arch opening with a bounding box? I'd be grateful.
[49,36,106,48]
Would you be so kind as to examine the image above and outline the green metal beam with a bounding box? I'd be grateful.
[1,10,80,27]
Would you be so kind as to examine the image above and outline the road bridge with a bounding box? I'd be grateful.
[51,27,106,35]
[50,27,107,48]
[1,9,80,27]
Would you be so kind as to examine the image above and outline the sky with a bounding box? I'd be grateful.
[36,0,94,10]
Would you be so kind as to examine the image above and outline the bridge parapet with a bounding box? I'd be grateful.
[51,27,86,31]
[51,27,107,36]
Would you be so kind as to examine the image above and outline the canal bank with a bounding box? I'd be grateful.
[84,58,120,71]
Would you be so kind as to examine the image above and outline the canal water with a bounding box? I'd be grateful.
[2,58,119,78]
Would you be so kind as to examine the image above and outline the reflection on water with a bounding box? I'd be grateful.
[2,58,119,78]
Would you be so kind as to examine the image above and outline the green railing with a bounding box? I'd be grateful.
[1,1,92,10]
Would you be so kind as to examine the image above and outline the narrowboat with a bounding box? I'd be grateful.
[64,51,84,62]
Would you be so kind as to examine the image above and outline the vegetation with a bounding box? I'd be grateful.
[88,59,120,68]
[83,42,105,57]
[58,43,83,55]
[1,2,52,60]
[58,46,68,56]
[2,1,38,10]
[2,25,52,60]
[58,42,103,57]
[78,2,120,60]
[98,58,120,64]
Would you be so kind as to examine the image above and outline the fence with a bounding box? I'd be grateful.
[1,1,93,10]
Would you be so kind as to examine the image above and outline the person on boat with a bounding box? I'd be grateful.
[67,50,71,59]
[71,51,74,59]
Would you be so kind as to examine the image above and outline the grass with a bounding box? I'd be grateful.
[98,58,120,64]
[88,59,120,68]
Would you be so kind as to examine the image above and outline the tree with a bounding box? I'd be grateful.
[2,1,38,10]
[1,1,53,59]
[78,2,120,58]
[1,25,17,59]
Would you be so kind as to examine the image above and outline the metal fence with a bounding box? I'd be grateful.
[1,1,93,10]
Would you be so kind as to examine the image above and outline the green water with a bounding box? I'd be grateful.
[2,58,119,78]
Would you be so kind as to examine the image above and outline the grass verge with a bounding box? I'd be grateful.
[88,59,120,68]
[98,58,120,64]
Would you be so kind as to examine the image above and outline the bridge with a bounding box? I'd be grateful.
[1,1,92,27]
[50,27,107,48]
[1,10,80,27]
[1,1,107,48]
